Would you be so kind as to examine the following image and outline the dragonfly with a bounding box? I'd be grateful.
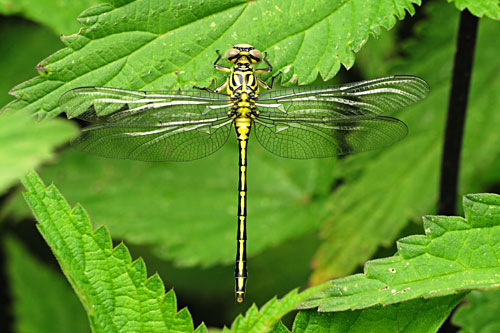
[59,43,429,303]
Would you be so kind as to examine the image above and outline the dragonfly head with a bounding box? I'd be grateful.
[225,44,262,64]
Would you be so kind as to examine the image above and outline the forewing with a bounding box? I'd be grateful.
[59,86,229,122]
[257,75,429,118]
[254,116,408,159]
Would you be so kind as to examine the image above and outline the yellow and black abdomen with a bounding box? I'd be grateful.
[234,116,251,303]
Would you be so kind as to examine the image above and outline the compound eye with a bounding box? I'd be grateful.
[249,49,262,63]
[225,48,240,62]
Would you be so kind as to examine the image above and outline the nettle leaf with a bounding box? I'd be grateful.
[311,0,500,282]
[6,236,89,333]
[452,290,500,332]
[0,0,105,35]
[21,171,206,332]
[292,294,463,333]
[298,193,500,312]
[3,0,422,119]
[222,286,327,333]
[0,111,77,195]
[447,0,500,19]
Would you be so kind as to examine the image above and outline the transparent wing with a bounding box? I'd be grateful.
[254,116,408,159]
[60,87,233,162]
[73,117,233,162]
[257,75,429,119]
[59,86,230,123]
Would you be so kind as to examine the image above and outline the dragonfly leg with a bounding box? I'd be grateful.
[193,51,230,92]
[193,80,228,93]
[268,71,281,89]
[255,52,273,74]
[214,50,231,73]
[193,85,213,92]
[214,80,228,93]
[258,71,281,90]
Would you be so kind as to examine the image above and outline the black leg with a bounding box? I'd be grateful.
[268,71,282,89]
[255,52,274,73]
[258,71,282,90]
[214,50,231,72]
[214,80,228,93]
[263,52,273,71]
[193,79,228,93]
[193,85,216,93]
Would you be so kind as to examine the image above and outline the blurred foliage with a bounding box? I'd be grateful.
[0,17,62,106]
[0,111,76,196]
[5,236,90,333]
[0,0,104,35]
[1,0,500,332]
[452,290,500,332]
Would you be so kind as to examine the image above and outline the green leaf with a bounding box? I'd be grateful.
[292,294,464,333]
[3,0,422,119]
[298,193,500,311]
[452,290,500,332]
[447,0,500,19]
[224,285,327,333]
[21,170,206,332]
[0,0,105,35]
[311,0,500,283]
[0,111,77,195]
[5,236,89,333]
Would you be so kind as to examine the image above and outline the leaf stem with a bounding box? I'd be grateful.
[438,10,479,215]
